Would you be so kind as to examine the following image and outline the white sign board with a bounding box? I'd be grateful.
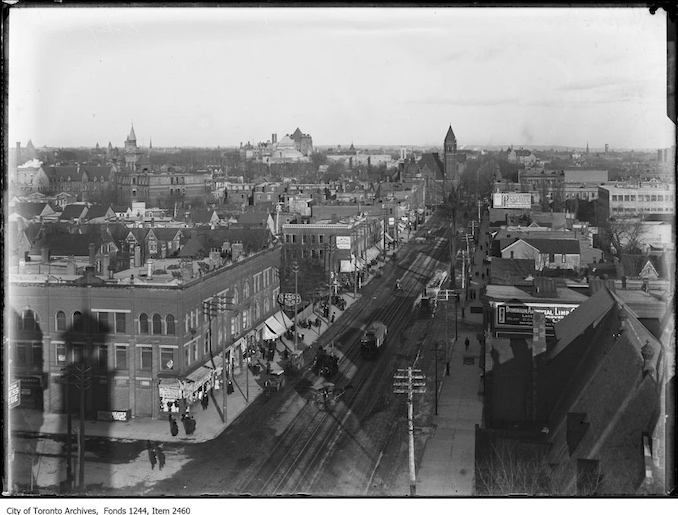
[493,193,531,209]
[336,236,351,250]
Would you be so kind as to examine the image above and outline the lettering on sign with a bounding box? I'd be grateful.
[9,380,20,408]
[497,303,578,330]
[336,236,351,250]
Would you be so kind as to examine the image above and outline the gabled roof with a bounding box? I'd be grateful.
[84,205,114,220]
[522,238,580,255]
[549,286,617,360]
[148,228,182,241]
[490,258,535,285]
[13,202,53,219]
[190,210,219,224]
[417,153,444,178]
[30,233,105,257]
[60,204,88,220]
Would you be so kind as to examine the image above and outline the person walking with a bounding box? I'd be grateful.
[146,441,157,470]
[155,444,166,471]
[465,337,470,350]
[170,415,179,437]
[201,390,209,410]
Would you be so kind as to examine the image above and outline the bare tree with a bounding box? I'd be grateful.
[599,216,647,276]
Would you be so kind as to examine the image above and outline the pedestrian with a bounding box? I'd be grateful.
[170,417,179,437]
[146,441,157,470]
[331,313,335,323]
[465,337,470,350]
[201,390,209,410]
[181,414,190,435]
[155,444,166,471]
[189,416,196,435]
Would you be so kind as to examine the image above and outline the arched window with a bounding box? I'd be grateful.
[166,314,175,335]
[56,311,66,331]
[139,313,149,334]
[232,286,239,305]
[17,310,38,331]
[264,296,270,314]
[254,301,260,320]
[73,311,83,332]
[243,280,250,299]
[152,314,162,335]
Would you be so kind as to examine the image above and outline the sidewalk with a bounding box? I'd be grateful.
[416,327,483,496]
[11,236,409,445]
[416,210,488,496]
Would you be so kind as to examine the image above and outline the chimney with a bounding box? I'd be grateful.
[67,257,76,275]
[16,142,21,163]
[618,309,628,331]
[83,266,96,282]
[89,242,96,265]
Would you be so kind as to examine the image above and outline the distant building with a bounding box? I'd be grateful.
[596,179,676,220]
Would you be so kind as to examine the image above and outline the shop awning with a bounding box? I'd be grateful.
[384,232,394,242]
[185,364,214,384]
[340,257,364,272]
[365,246,381,262]
[262,311,294,339]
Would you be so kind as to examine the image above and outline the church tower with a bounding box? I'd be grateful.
[444,124,458,179]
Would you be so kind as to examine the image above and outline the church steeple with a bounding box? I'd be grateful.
[443,124,458,178]
[128,123,137,144]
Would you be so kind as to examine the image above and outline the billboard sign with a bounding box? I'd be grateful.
[493,193,531,209]
[277,292,302,307]
[336,236,351,250]
[496,303,578,333]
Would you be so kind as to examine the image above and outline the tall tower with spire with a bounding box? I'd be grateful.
[443,124,458,179]
[123,123,143,171]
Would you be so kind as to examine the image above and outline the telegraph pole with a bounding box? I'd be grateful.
[393,367,426,496]
[293,261,299,351]
[203,294,233,423]
[61,362,92,492]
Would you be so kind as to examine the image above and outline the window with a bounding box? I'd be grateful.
[651,195,657,201]
[115,313,126,333]
[73,311,83,332]
[140,347,153,370]
[160,348,175,370]
[115,345,128,369]
[192,341,198,362]
[612,195,618,201]
[645,195,651,201]
[184,344,191,366]
[32,343,43,365]
[98,312,109,333]
[623,195,629,202]
[56,343,66,364]
[94,345,108,369]
[243,308,250,330]
[56,311,66,331]
[658,195,664,202]
[264,296,270,314]
[254,273,261,293]
[152,314,162,335]
[17,310,38,331]
[232,286,239,305]
[243,280,250,299]
[166,315,175,335]
[139,313,149,334]
[254,301,261,320]
[630,195,635,201]
[72,344,84,364]
[16,343,27,365]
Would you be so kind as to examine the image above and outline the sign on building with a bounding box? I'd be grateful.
[9,380,20,409]
[493,193,532,209]
[496,303,578,332]
[336,236,351,250]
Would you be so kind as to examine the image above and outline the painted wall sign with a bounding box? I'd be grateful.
[336,236,351,249]
[496,303,578,330]
[493,192,532,209]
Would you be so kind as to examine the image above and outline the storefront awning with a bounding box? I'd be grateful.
[263,311,294,339]
[340,258,364,272]
[185,364,214,384]
[365,246,381,262]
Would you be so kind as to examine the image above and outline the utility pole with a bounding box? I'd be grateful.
[393,367,426,496]
[203,294,233,423]
[293,261,299,351]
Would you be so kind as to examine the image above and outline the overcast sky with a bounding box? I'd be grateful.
[8,6,675,150]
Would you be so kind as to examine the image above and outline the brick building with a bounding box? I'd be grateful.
[8,246,283,419]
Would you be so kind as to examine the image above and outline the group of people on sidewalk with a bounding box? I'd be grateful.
[168,412,197,437]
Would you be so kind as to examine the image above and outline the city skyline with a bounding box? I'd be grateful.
[8,6,675,150]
